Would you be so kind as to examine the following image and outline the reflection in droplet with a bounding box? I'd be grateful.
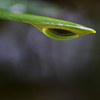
[48,28,76,36]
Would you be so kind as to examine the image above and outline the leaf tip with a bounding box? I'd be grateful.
[93,30,96,33]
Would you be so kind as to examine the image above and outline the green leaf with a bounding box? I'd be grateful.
[0,10,96,40]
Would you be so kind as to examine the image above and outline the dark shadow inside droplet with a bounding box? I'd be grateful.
[48,28,76,36]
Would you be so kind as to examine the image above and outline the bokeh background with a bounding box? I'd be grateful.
[0,0,100,100]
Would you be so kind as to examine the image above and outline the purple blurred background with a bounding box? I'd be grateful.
[0,0,100,100]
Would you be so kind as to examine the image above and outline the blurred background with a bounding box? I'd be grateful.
[0,0,100,100]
